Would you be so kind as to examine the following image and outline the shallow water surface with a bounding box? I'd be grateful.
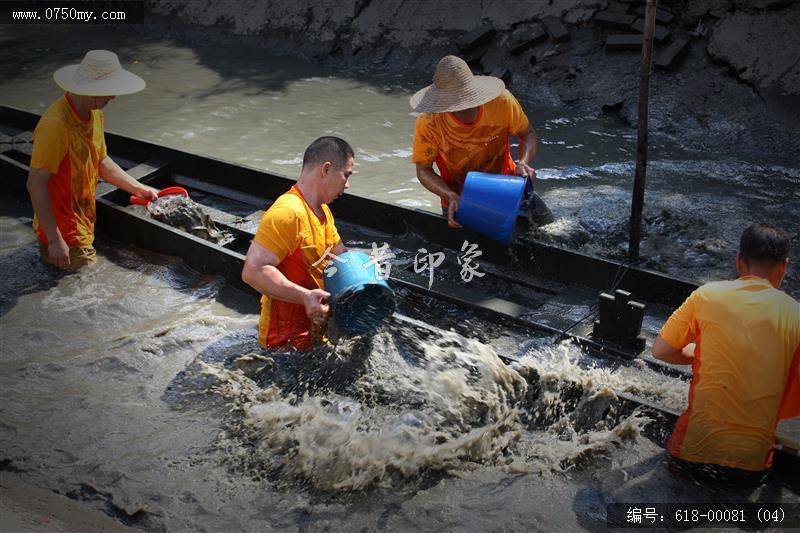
[1,194,798,531]
[1,24,797,295]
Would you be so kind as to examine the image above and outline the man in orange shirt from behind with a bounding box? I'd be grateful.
[654,223,799,484]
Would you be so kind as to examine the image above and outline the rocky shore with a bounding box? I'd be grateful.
[147,0,800,162]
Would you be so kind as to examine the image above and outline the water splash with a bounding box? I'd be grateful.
[187,328,686,492]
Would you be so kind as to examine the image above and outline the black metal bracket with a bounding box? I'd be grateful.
[592,289,646,355]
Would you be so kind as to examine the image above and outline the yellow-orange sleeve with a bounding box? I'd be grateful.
[97,111,107,159]
[253,206,301,263]
[505,91,530,136]
[411,115,438,165]
[659,290,700,350]
[30,117,68,174]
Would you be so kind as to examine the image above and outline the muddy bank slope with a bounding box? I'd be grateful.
[148,0,800,162]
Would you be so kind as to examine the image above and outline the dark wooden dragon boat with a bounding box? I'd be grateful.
[1,104,797,474]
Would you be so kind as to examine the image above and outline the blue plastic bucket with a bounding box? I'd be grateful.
[455,171,528,244]
[324,251,395,335]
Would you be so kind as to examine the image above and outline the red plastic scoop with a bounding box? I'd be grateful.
[130,186,189,206]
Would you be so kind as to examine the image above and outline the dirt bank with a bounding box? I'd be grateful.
[147,0,800,162]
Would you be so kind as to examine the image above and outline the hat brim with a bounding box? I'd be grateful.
[409,75,505,113]
[54,64,146,96]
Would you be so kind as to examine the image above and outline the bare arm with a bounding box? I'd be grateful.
[652,336,696,366]
[98,157,158,200]
[27,167,70,269]
[415,163,461,228]
[332,241,347,256]
[515,125,540,181]
[242,240,330,322]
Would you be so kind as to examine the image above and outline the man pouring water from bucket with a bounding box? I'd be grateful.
[410,55,554,240]
[242,137,394,352]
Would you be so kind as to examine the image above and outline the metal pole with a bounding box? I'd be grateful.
[629,0,658,262]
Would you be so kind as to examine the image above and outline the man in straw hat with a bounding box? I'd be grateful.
[26,50,159,271]
[411,55,553,229]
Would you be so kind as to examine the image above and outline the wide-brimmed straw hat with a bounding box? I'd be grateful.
[409,55,505,113]
[54,50,145,96]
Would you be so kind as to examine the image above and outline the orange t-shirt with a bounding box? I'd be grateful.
[30,94,107,248]
[660,276,800,470]
[411,89,530,206]
[252,185,342,350]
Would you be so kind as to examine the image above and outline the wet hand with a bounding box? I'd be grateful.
[446,192,462,228]
[135,185,159,202]
[304,288,331,325]
[516,162,537,182]
[48,236,70,270]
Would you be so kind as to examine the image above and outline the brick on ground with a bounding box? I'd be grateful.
[633,5,675,24]
[654,36,691,70]
[607,2,631,13]
[594,11,637,30]
[606,34,643,51]
[506,23,547,54]
[542,16,570,42]
[457,25,496,51]
[630,18,671,42]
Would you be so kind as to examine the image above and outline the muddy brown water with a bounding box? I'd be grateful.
[1,24,799,531]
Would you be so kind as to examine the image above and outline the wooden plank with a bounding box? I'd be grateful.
[0,153,29,173]
[11,142,32,156]
[94,197,257,296]
[479,263,561,295]
[0,153,30,194]
[1,104,701,308]
[12,131,33,143]
[171,174,267,208]
[126,158,169,182]
[93,158,169,198]
[391,266,689,377]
